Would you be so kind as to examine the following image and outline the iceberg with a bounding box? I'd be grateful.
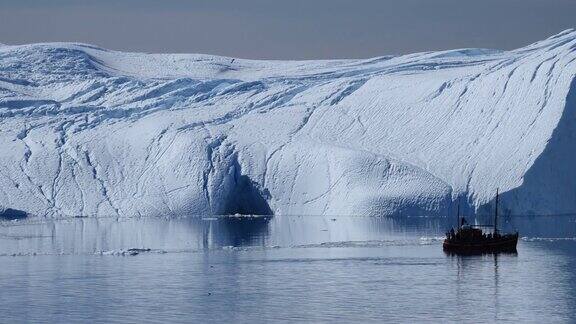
[0,30,575,217]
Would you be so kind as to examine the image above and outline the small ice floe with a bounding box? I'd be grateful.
[221,246,247,251]
[127,248,151,256]
[521,237,576,242]
[293,240,403,249]
[2,252,44,257]
[220,245,281,251]
[96,248,155,256]
[419,236,445,244]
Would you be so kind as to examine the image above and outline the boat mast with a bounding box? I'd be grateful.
[494,188,499,235]
[456,198,460,229]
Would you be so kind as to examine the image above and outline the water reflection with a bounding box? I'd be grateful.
[0,215,276,255]
[203,216,272,248]
[0,215,575,322]
[1,214,575,256]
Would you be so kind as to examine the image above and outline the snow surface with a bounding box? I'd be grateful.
[1,30,575,217]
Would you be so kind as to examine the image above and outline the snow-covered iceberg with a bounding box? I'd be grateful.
[1,30,575,217]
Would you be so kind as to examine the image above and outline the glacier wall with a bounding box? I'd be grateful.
[0,30,575,217]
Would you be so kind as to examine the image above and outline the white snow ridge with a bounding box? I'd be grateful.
[1,30,575,218]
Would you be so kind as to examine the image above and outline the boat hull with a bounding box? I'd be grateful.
[443,233,518,254]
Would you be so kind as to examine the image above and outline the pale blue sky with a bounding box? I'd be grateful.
[1,0,574,59]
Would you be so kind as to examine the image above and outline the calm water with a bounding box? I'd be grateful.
[1,215,575,323]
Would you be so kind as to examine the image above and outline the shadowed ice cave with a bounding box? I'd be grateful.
[220,157,273,215]
[223,174,273,215]
[0,208,27,220]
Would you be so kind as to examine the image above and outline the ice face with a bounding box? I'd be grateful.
[0,30,575,217]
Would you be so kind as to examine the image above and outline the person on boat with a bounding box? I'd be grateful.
[460,217,467,227]
[450,228,455,240]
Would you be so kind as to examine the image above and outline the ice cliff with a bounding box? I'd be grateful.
[1,30,575,217]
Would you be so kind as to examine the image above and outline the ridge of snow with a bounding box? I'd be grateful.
[0,30,575,217]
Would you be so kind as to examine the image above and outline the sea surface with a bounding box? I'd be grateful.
[1,214,575,323]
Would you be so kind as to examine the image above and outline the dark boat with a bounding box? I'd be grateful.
[443,190,518,254]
